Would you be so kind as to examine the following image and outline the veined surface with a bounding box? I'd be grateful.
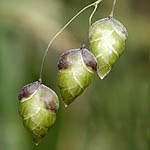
[19,84,59,144]
[89,17,128,79]
[58,49,96,106]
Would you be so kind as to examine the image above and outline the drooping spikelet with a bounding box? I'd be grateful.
[18,81,59,145]
[57,48,97,106]
[89,17,128,79]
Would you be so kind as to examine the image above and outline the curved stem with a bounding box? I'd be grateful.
[39,0,102,82]
[89,4,98,27]
[109,0,117,18]
[81,2,99,49]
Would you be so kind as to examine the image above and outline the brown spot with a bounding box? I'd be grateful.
[18,81,39,100]
[46,101,59,113]
[57,49,80,70]
[58,51,71,70]
[40,84,59,113]
[108,16,113,20]
[81,49,97,71]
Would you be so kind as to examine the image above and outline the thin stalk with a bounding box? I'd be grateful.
[39,0,102,82]
[109,0,117,18]
[81,2,100,49]
[89,3,98,26]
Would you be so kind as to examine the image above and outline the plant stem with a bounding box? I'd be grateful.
[39,0,102,82]
[81,2,99,49]
[109,0,117,18]
[89,3,98,26]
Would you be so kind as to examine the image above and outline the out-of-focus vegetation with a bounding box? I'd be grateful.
[0,0,149,150]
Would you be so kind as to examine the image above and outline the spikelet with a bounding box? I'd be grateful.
[89,17,128,79]
[57,48,97,106]
[18,81,59,145]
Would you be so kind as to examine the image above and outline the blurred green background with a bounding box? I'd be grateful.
[0,0,149,149]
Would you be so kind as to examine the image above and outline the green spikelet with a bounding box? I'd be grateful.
[89,17,128,79]
[57,48,97,107]
[18,81,59,145]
